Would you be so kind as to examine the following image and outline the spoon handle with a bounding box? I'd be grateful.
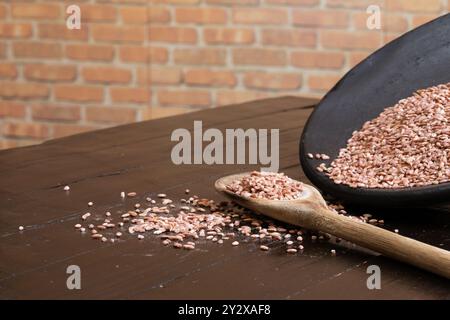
[314,207,450,278]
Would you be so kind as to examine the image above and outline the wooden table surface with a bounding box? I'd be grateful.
[0,97,449,299]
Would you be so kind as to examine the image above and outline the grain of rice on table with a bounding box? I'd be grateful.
[73,187,385,255]
[324,82,450,189]
[73,170,388,254]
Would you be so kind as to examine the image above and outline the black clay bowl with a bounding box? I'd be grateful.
[300,14,450,207]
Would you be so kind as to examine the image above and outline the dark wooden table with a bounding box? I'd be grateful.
[0,97,449,299]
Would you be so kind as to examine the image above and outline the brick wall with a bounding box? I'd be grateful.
[0,0,448,149]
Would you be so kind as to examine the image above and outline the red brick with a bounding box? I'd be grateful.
[0,43,5,59]
[32,105,81,122]
[80,4,116,22]
[92,25,145,43]
[24,64,76,82]
[266,0,319,5]
[352,13,408,32]
[110,87,150,103]
[326,0,384,9]
[120,46,168,63]
[0,139,36,150]
[148,6,171,22]
[55,85,103,102]
[0,5,6,19]
[386,0,441,13]
[119,6,147,24]
[144,106,194,120]
[0,140,12,150]
[0,139,17,149]
[0,82,49,99]
[233,8,287,24]
[291,51,344,69]
[176,7,227,24]
[39,23,88,41]
[244,72,301,90]
[412,15,438,28]
[0,63,18,79]
[216,91,271,106]
[308,74,341,91]
[53,124,97,139]
[349,51,371,66]
[233,48,287,66]
[138,67,182,85]
[0,102,26,118]
[149,26,197,44]
[82,66,132,84]
[120,6,170,24]
[136,68,148,85]
[293,10,348,28]
[151,0,200,4]
[158,90,211,107]
[261,29,316,47]
[0,23,32,38]
[66,44,114,61]
[3,122,49,139]
[147,47,168,63]
[13,42,62,59]
[321,30,382,50]
[383,33,400,44]
[204,28,254,44]
[174,48,226,65]
[206,0,258,4]
[185,69,236,87]
[86,107,137,124]
[11,3,60,19]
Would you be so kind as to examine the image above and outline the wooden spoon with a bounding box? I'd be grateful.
[215,172,450,279]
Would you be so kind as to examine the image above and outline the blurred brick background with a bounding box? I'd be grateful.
[0,0,448,149]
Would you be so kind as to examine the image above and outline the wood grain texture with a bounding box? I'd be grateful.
[0,96,449,299]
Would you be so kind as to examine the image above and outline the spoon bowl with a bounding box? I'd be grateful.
[215,172,328,230]
[215,172,450,278]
